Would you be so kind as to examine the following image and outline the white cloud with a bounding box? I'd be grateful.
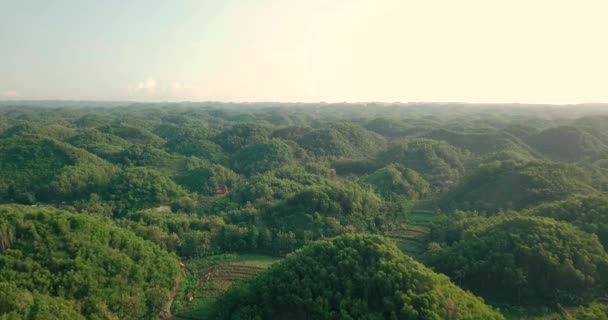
[0,90,20,99]
[128,77,157,95]
[127,78,212,101]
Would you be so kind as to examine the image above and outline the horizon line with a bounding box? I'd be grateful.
[1,99,608,106]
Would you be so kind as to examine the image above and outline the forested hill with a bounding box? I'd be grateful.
[0,205,180,319]
[211,234,505,319]
[1,102,608,319]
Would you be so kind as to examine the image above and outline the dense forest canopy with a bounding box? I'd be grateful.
[0,205,179,319]
[1,101,608,319]
[428,216,608,306]
[211,234,504,320]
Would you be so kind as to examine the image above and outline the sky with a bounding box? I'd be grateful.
[0,0,607,103]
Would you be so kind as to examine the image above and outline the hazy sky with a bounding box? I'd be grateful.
[1,0,607,103]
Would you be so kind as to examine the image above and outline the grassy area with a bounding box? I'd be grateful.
[171,253,281,319]
[233,254,280,267]
[385,199,437,258]
[405,212,436,225]
[393,238,424,256]
[501,305,576,320]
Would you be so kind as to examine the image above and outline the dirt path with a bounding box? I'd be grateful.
[159,271,185,319]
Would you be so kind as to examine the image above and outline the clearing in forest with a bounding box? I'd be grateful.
[385,200,437,257]
[172,254,280,319]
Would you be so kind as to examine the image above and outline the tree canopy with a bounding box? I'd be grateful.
[527,194,608,249]
[230,139,294,176]
[526,126,608,162]
[0,205,180,319]
[0,135,117,204]
[362,164,431,200]
[2,102,608,319]
[439,160,596,213]
[211,234,504,320]
[428,216,608,306]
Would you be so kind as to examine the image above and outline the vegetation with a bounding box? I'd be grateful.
[362,164,431,200]
[172,254,280,319]
[230,139,294,175]
[439,160,597,213]
[297,123,386,158]
[526,126,608,162]
[527,194,608,249]
[0,135,117,204]
[426,129,534,156]
[107,167,187,214]
[378,138,467,187]
[0,205,180,319]
[210,234,504,320]
[428,216,608,306]
[1,102,608,319]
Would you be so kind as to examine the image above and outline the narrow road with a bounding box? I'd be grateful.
[159,271,185,319]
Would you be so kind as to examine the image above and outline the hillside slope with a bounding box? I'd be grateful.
[210,234,504,319]
[0,205,180,319]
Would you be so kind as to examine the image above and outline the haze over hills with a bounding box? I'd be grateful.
[2,0,608,318]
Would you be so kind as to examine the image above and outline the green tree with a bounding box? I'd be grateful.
[210,234,504,320]
[429,216,608,306]
[231,139,294,176]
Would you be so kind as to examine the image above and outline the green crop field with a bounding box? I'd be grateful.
[172,254,281,319]
[385,212,433,258]
[406,212,436,225]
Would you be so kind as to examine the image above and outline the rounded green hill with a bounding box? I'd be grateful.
[210,234,504,320]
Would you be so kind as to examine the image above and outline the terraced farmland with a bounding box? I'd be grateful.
[172,254,280,319]
[199,264,265,299]
[385,225,430,257]
[385,199,437,258]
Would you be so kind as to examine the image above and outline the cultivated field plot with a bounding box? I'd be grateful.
[199,264,264,299]
[172,254,280,319]
[385,200,436,257]
[385,224,430,257]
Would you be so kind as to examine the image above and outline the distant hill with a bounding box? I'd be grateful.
[297,123,386,158]
[99,123,165,147]
[426,128,536,157]
[378,138,468,187]
[1,122,77,141]
[0,135,117,203]
[68,128,132,160]
[230,139,295,176]
[362,164,431,200]
[572,115,608,141]
[526,126,608,162]
[440,161,596,213]
[365,117,439,138]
